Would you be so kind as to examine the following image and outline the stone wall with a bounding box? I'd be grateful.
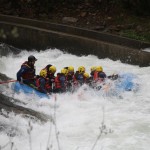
[0,15,150,66]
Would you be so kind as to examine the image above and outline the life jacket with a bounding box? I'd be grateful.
[74,71,84,86]
[21,61,35,80]
[66,73,74,82]
[35,77,51,91]
[83,76,89,84]
[55,73,62,89]
[94,71,103,83]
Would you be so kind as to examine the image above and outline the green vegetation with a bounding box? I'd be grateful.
[0,0,150,42]
[115,15,150,42]
[120,30,150,42]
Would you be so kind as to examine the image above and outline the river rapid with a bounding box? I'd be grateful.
[0,46,150,150]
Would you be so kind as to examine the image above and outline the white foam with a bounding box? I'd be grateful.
[0,48,150,150]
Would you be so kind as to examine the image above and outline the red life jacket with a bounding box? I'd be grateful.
[36,77,51,91]
[93,71,103,83]
[21,61,35,80]
[73,74,78,86]
[55,74,67,89]
[55,75,62,89]
[83,76,88,83]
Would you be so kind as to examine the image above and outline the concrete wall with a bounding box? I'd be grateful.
[0,15,150,66]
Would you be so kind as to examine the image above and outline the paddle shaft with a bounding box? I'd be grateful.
[0,78,35,85]
[0,80,17,84]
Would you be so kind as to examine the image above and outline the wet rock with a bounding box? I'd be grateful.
[0,43,21,56]
[0,73,11,81]
[0,74,52,123]
[0,93,52,123]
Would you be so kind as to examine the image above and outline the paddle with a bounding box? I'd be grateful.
[0,80,17,84]
[0,77,35,85]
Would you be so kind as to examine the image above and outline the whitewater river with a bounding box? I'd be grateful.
[0,46,150,150]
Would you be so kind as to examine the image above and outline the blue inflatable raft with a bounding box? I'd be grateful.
[12,82,49,99]
[11,73,138,98]
[115,73,138,91]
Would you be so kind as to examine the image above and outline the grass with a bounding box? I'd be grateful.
[114,14,150,43]
[120,30,150,42]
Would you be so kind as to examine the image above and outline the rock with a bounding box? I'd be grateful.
[91,25,105,31]
[0,43,21,56]
[116,24,135,30]
[62,17,78,23]
[92,13,97,16]
[86,21,90,25]
[80,12,87,17]
[0,93,52,123]
[107,26,120,32]
[107,16,112,20]
[0,73,11,81]
[136,25,143,32]
[78,5,83,9]
[39,13,48,19]
[0,73,52,123]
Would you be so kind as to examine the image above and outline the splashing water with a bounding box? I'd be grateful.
[0,47,150,150]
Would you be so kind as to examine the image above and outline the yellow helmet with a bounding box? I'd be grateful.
[96,66,103,72]
[61,68,68,76]
[49,66,56,74]
[78,66,85,73]
[90,66,96,72]
[68,66,74,73]
[83,72,89,78]
[40,69,47,78]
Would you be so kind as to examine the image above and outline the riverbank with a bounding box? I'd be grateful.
[0,1,150,43]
